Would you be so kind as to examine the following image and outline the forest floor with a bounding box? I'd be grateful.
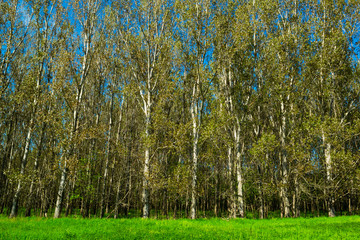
[0,215,359,239]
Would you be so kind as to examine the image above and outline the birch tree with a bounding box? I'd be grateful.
[116,0,173,218]
[175,0,213,219]
[54,0,101,218]
[9,0,59,218]
[0,0,32,211]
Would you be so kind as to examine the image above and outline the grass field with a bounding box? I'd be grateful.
[1,215,359,239]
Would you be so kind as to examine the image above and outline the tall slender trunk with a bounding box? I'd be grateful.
[214,166,219,217]
[189,2,206,219]
[54,157,67,218]
[127,157,132,215]
[190,99,199,219]
[258,164,264,219]
[54,13,93,217]
[142,25,155,217]
[258,181,264,219]
[227,147,236,218]
[100,95,113,218]
[54,75,85,218]
[142,143,150,218]
[293,170,300,217]
[322,132,335,217]
[142,101,151,218]
[280,100,290,218]
[235,129,245,218]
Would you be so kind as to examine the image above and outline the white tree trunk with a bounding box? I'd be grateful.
[258,165,264,219]
[322,132,336,217]
[190,104,198,220]
[142,124,150,218]
[236,136,245,218]
[54,159,67,218]
[53,6,95,216]
[227,146,236,218]
[142,95,151,218]
[280,100,290,218]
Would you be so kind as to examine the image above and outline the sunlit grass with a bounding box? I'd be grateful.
[0,215,359,239]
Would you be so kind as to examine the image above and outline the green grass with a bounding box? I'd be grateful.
[0,215,359,239]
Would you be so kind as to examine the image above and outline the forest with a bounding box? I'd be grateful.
[0,0,360,220]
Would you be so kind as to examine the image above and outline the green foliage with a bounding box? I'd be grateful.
[250,133,279,160]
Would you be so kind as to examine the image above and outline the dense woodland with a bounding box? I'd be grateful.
[1,0,360,219]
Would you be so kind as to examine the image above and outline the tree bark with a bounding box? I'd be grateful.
[142,96,151,218]
[100,95,113,218]
[190,98,199,220]
[322,132,336,217]
[280,100,291,218]
[235,131,245,218]
[53,2,96,216]
[227,146,236,218]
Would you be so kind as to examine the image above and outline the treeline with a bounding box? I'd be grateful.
[1,0,360,219]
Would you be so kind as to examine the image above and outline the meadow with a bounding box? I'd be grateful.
[1,215,360,239]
